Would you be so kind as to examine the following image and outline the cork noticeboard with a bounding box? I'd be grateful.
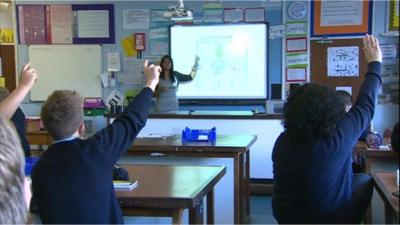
[310,38,368,103]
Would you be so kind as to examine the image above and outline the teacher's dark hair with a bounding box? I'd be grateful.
[283,83,345,144]
[160,55,176,84]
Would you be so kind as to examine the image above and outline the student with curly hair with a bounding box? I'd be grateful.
[272,35,382,223]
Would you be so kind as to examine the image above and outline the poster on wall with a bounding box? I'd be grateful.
[244,7,265,22]
[286,53,308,68]
[327,46,359,77]
[286,22,307,37]
[123,9,149,29]
[311,1,372,37]
[223,8,243,23]
[286,37,307,52]
[387,0,399,32]
[286,67,306,82]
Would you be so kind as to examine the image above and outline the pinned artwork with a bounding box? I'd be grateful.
[327,46,359,77]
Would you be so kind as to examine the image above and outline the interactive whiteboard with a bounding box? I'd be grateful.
[28,45,102,101]
[170,23,268,101]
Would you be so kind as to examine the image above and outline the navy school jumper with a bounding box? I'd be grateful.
[31,87,153,224]
[272,62,382,223]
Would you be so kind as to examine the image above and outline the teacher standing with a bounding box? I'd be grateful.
[154,55,199,112]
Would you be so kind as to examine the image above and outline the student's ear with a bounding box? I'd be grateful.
[78,122,86,138]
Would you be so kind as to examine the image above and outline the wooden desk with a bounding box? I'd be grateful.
[127,135,257,224]
[26,131,256,223]
[354,142,399,172]
[116,164,226,224]
[26,130,52,145]
[371,172,399,224]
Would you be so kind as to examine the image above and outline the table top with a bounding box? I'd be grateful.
[354,141,398,158]
[116,164,226,209]
[371,172,399,213]
[104,111,284,120]
[130,135,257,153]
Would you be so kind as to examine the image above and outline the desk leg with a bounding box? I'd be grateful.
[172,209,184,225]
[364,157,372,224]
[245,151,251,216]
[189,200,204,224]
[384,204,397,224]
[237,152,250,223]
[206,189,214,225]
[365,158,372,173]
[233,155,240,224]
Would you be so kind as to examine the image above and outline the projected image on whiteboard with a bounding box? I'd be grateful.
[170,23,267,99]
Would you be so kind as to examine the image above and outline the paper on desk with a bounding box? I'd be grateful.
[137,133,172,138]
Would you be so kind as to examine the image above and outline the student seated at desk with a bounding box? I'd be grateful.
[0,63,38,224]
[31,60,161,224]
[272,35,382,223]
[0,115,33,224]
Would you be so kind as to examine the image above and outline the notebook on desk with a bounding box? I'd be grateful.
[113,180,138,190]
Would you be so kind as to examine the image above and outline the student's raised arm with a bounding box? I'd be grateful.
[90,59,161,162]
[0,63,38,119]
[340,34,382,141]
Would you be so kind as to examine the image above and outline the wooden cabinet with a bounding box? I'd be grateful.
[0,0,17,91]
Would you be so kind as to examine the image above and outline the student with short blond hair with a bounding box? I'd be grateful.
[32,60,161,224]
[40,90,84,140]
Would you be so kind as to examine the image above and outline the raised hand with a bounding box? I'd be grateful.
[362,34,382,63]
[19,63,38,89]
[0,63,38,119]
[143,59,161,92]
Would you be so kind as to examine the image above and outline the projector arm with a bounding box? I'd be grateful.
[164,0,193,20]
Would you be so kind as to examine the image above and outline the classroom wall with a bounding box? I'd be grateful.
[17,1,399,162]
[18,1,282,115]
[371,1,399,134]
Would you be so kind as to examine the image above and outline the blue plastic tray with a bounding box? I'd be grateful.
[182,127,216,143]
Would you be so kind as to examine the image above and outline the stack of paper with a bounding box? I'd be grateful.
[113,180,138,190]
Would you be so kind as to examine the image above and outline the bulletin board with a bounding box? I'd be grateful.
[310,38,367,103]
[310,1,372,37]
[29,45,102,101]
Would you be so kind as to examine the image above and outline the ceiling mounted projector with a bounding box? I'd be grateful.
[163,0,193,21]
